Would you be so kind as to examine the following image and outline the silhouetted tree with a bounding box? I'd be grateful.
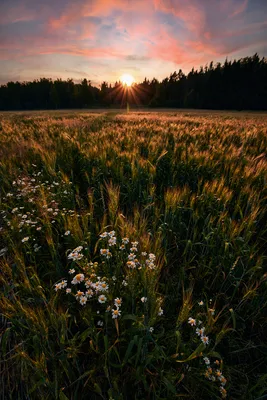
[0,54,266,110]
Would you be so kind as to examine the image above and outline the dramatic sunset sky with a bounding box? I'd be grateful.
[0,0,267,85]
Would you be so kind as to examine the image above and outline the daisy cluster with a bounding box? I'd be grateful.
[54,230,164,326]
[203,357,227,398]
[188,306,227,398]
[188,317,209,345]
[99,230,157,271]
[0,167,80,253]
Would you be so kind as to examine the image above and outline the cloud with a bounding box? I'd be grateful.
[0,0,266,84]
[229,0,248,18]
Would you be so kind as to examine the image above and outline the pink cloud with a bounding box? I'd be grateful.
[48,0,151,31]
[1,0,266,83]
[153,0,250,39]
[146,26,206,66]
[154,0,206,34]
[229,0,248,18]
[0,4,37,24]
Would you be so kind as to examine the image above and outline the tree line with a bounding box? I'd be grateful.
[0,54,266,111]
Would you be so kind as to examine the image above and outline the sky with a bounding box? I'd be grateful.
[0,0,267,86]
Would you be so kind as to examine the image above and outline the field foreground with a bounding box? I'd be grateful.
[0,111,267,399]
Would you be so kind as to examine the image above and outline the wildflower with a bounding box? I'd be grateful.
[64,230,71,236]
[106,305,111,312]
[75,290,84,298]
[128,253,136,260]
[149,327,154,333]
[22,237,29,243]
[108,237,116,246]
[215,359,220,366]
[141,297,147,303]
[146,261,156,270]
[69,268,75,274]
[98,294,107,304]
[219,386,227,398]
[80,296,87,306]
[100,248,112,258]
[112,308,121,319]
[219,376,227,386]
[148,253,156,261]
[122,280,128,286]
[131,241,138,247]
[73,246,83,252]
[54,280,67,291]
[85,279,93,288]
[126,260,136,269]
[99,232,108,238]
[68,251,83,261]
[130,246,138,252]
[201,335,209,345]
[97,320,104,326]
[71,273,85,285]
[198,300,204,306]
[54,283,61,291]
[108,230,116,237]
[158,307,164,316]
[114,298,122,308]
[208,308,215,315]
[141,251,147,256]
[66,288,71,294]
[122,237,129,244]
[86,289,94,298]
[188,317,196,326]
[196,327,205,336]
[99,282,109,292]
[205,367,213,378]
[119,244,125,250]
[203,357,210,365]
[205,370,211,379]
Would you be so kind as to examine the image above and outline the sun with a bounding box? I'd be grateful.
[120,73,135,87]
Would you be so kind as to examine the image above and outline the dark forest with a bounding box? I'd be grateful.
[1,54,266,111]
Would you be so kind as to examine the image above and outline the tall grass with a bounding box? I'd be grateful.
[0,111,266,399]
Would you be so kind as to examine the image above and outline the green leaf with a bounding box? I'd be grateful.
[59,391,69,400]
[229,308,236,330]
[122,314,138,322]
[162,377,177,394]
[122,338,135,365]
[135,337,143,367]
[176,343,205,363]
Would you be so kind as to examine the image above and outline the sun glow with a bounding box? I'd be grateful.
[120,73,135,86]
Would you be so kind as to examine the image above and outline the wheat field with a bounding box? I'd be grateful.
[0,110,266,399]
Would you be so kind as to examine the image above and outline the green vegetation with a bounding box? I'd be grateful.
[0,111,266,399]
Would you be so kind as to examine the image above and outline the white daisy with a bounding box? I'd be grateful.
[98,294,107,304]
[112,308,121,319]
